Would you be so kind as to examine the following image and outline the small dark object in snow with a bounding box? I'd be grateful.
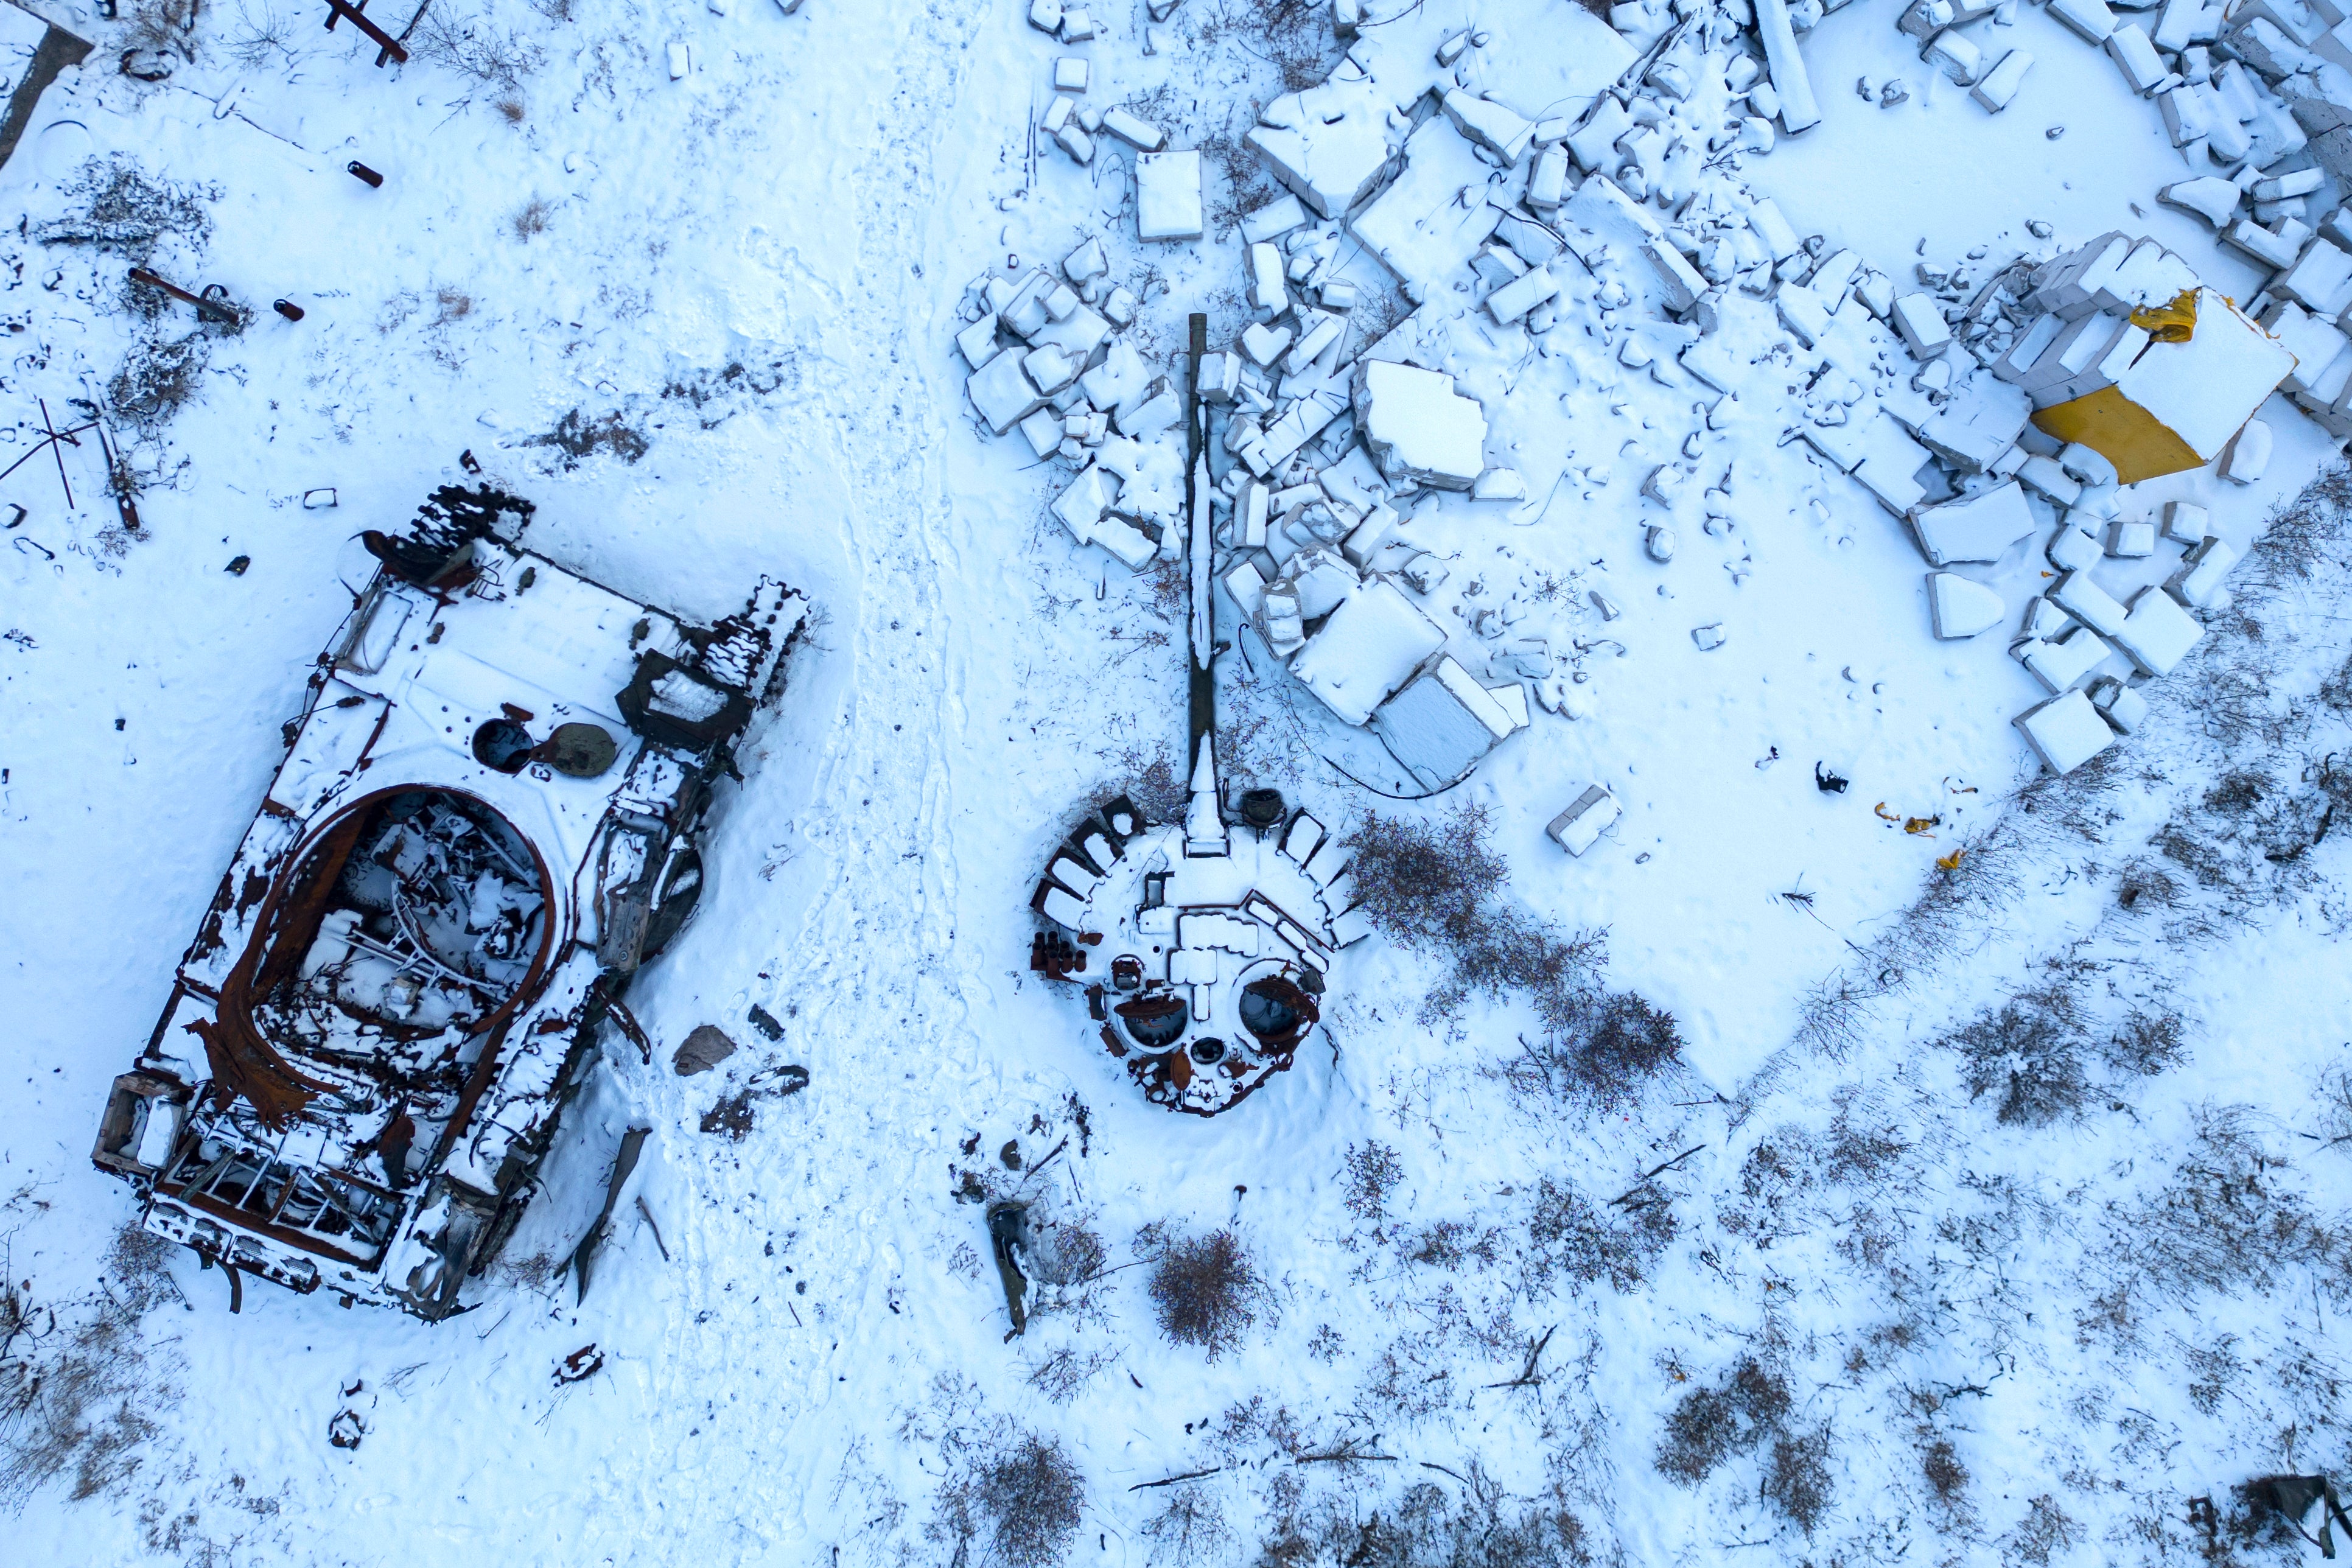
[702,1091,755,1139]
[328,1409,365,1449]
[301,488,336,508]
[2045,125,2064,139]
[272,299,304,321]
[1238,787,1285,827]
[555,1344,604,1384]
[121,47,173,80]
[347,161,384,188]
[1001,1139,1024,1171]
[747,1003,785,1040]
[1815,762,1849,794]
[673,1024,738,1076]
[225,555,250,575]
[459,449,482,474]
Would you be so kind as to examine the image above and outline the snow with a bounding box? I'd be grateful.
[10,0,2352,1564]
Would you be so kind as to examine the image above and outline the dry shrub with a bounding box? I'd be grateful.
[1261,1474,1589,1568]
[0,1227,179,1508]
[1025,1345,1115,1404]
[1762,1422,1834,1533]
[937,1430,1085,1568]
[1922,1438,1968,1505]
[1348,808,1674,1102]
[1142,1483,1235,1564]
[1656,1357,1791,1485]
[1143,1226,1265,1361]
[409,4,544,91]
[512,198,551,240]
[2115,1108,2340,1304]
[1948,984,2091,1125]
[1525,1177,1674,1293]
[37,159,212,261]
[1342,1141,1404,1225]
[2005,1494,2082,1566]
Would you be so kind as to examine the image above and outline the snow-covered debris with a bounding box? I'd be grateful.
[2032,287,2292,481]
[1352,361,1486,491]
[1284,575,1448,727]
[1245,72,1391,219]
[1135,151,1203,241]
[1927,572,2007,639]
[1545,784,1622,856]
[1370,654,1525,788]
[1910,480,2035,565]
[2015,687,2115,772]
[1972,47,2033,110]
[2168,534,2241,604]
[1755,0,1823,131]
[2112,583,2206,674]
[2020,622,2114,693]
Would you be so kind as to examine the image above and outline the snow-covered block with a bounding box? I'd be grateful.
[1040,883,1089,929]
[1371,654,1520,788]
[1972,48,2033,110]
[1018,408,1063,460]
[1925,29,1984,83]
[2161,500,2209,544]
[2091,676,2151,734]
[1911,480,2035,565]
[1850,411,1936,514]
[955,314,1002,371]
[2167,536,2240,609]
[1644,237,1709,313]
[1247,73,1391,219]
[1486,267,1560,324]
[2107,519,2157,557]
[1136,151,1203,241]
[2107,24,2170,91]
[2016,689,2116,774]
[1342,502,1399,565]
[1102,107,1166,151]
[2224,218,2302,270]
[1286,311,1346,373]
[1353,360,1486,491]
[1288,579,1448,726]
[1776,282,1829,347]
[968,349,1045,434]
[1241,322,1292,366]
[1349,116,1506,303]
[2031,289,2294,482]
[2051,569,2129,636]
[1248,242,1289,314]
[1891,293,1952,357]
[1052,463,1121,543]
[667,40,690,77]
[2222,416,2273,481]
[2113,583,2205,674]
[1528,144,1570,211]
[1928,572,2006,638]
[2049,0,2118,40]
[2021,624,2113,693]
[1057,124,1096,164]
[1919,376,2032,471]
[1995,316,2066,386]
[1060,7,1095,40]
[1568,94,1634,173]
[2259,298,2350,393]
[1222,558,1267,615]
[2046,521,2103,572]
[1024,344,1080,395]
[1755,0,1822,131]
[2023,595,2074,642]
[1054,57,1089,92]
[1029,0,1062,30]
[2161,177,2243,229]
[1748,198,1802,261]
[1546,785,1622,856]
[2275,236,2352,315]
[1119,389,1181,438]
[1240,194,1307,243]
[1199,351,1241,404]
[1442,90,1535,161]
[2018,454,2084,509]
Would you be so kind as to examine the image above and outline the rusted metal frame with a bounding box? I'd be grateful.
[166,1180,388,1265]
[125,266,241,326]
[322,0,410,65]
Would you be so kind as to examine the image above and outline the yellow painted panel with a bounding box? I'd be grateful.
[2029,385,2205,484]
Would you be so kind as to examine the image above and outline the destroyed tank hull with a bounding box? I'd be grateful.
[91,486,807,1319]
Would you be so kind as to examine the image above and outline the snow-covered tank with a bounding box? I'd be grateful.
[90,485,807,1318]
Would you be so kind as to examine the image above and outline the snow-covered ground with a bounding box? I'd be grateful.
[5,0,2352,1563]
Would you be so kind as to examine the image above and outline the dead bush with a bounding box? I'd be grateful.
[222,1,301,69]
[1342,1141,1404,1225]
[0,1230,175,1508]
[1025,1345,1115,1404]
[936,1430,1085,1568]
[1922,1439,1968,1506]
[511,197,551,241]
[1762,1423,1834,1533]
[1260,1474,1589,1568]
[2005,1494,2082,1566]
[1407,1221,1500,1271]
[408,5,543,91]
[2115,1108,2340,1304]
[1525,1177,1675,1293]
[1141,1484,1234,1564]
[1656,1357,1791,1485]
[36,159,212,261]
[107,335,208,435]
[1143,1226,1265,1361]
[1947,984,2092,1125]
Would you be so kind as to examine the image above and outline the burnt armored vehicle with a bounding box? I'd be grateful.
[91,485,806,1318]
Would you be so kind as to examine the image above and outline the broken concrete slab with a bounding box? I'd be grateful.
[673,1025,739,1076]
[1136,150,1204,241]
[1353,360,1486,491]
[2016,688,2116,773]
[1546,785,1622,856]
[2113,583,2205,674]
[968,348,1046,435]
[1927,572,2007,638]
